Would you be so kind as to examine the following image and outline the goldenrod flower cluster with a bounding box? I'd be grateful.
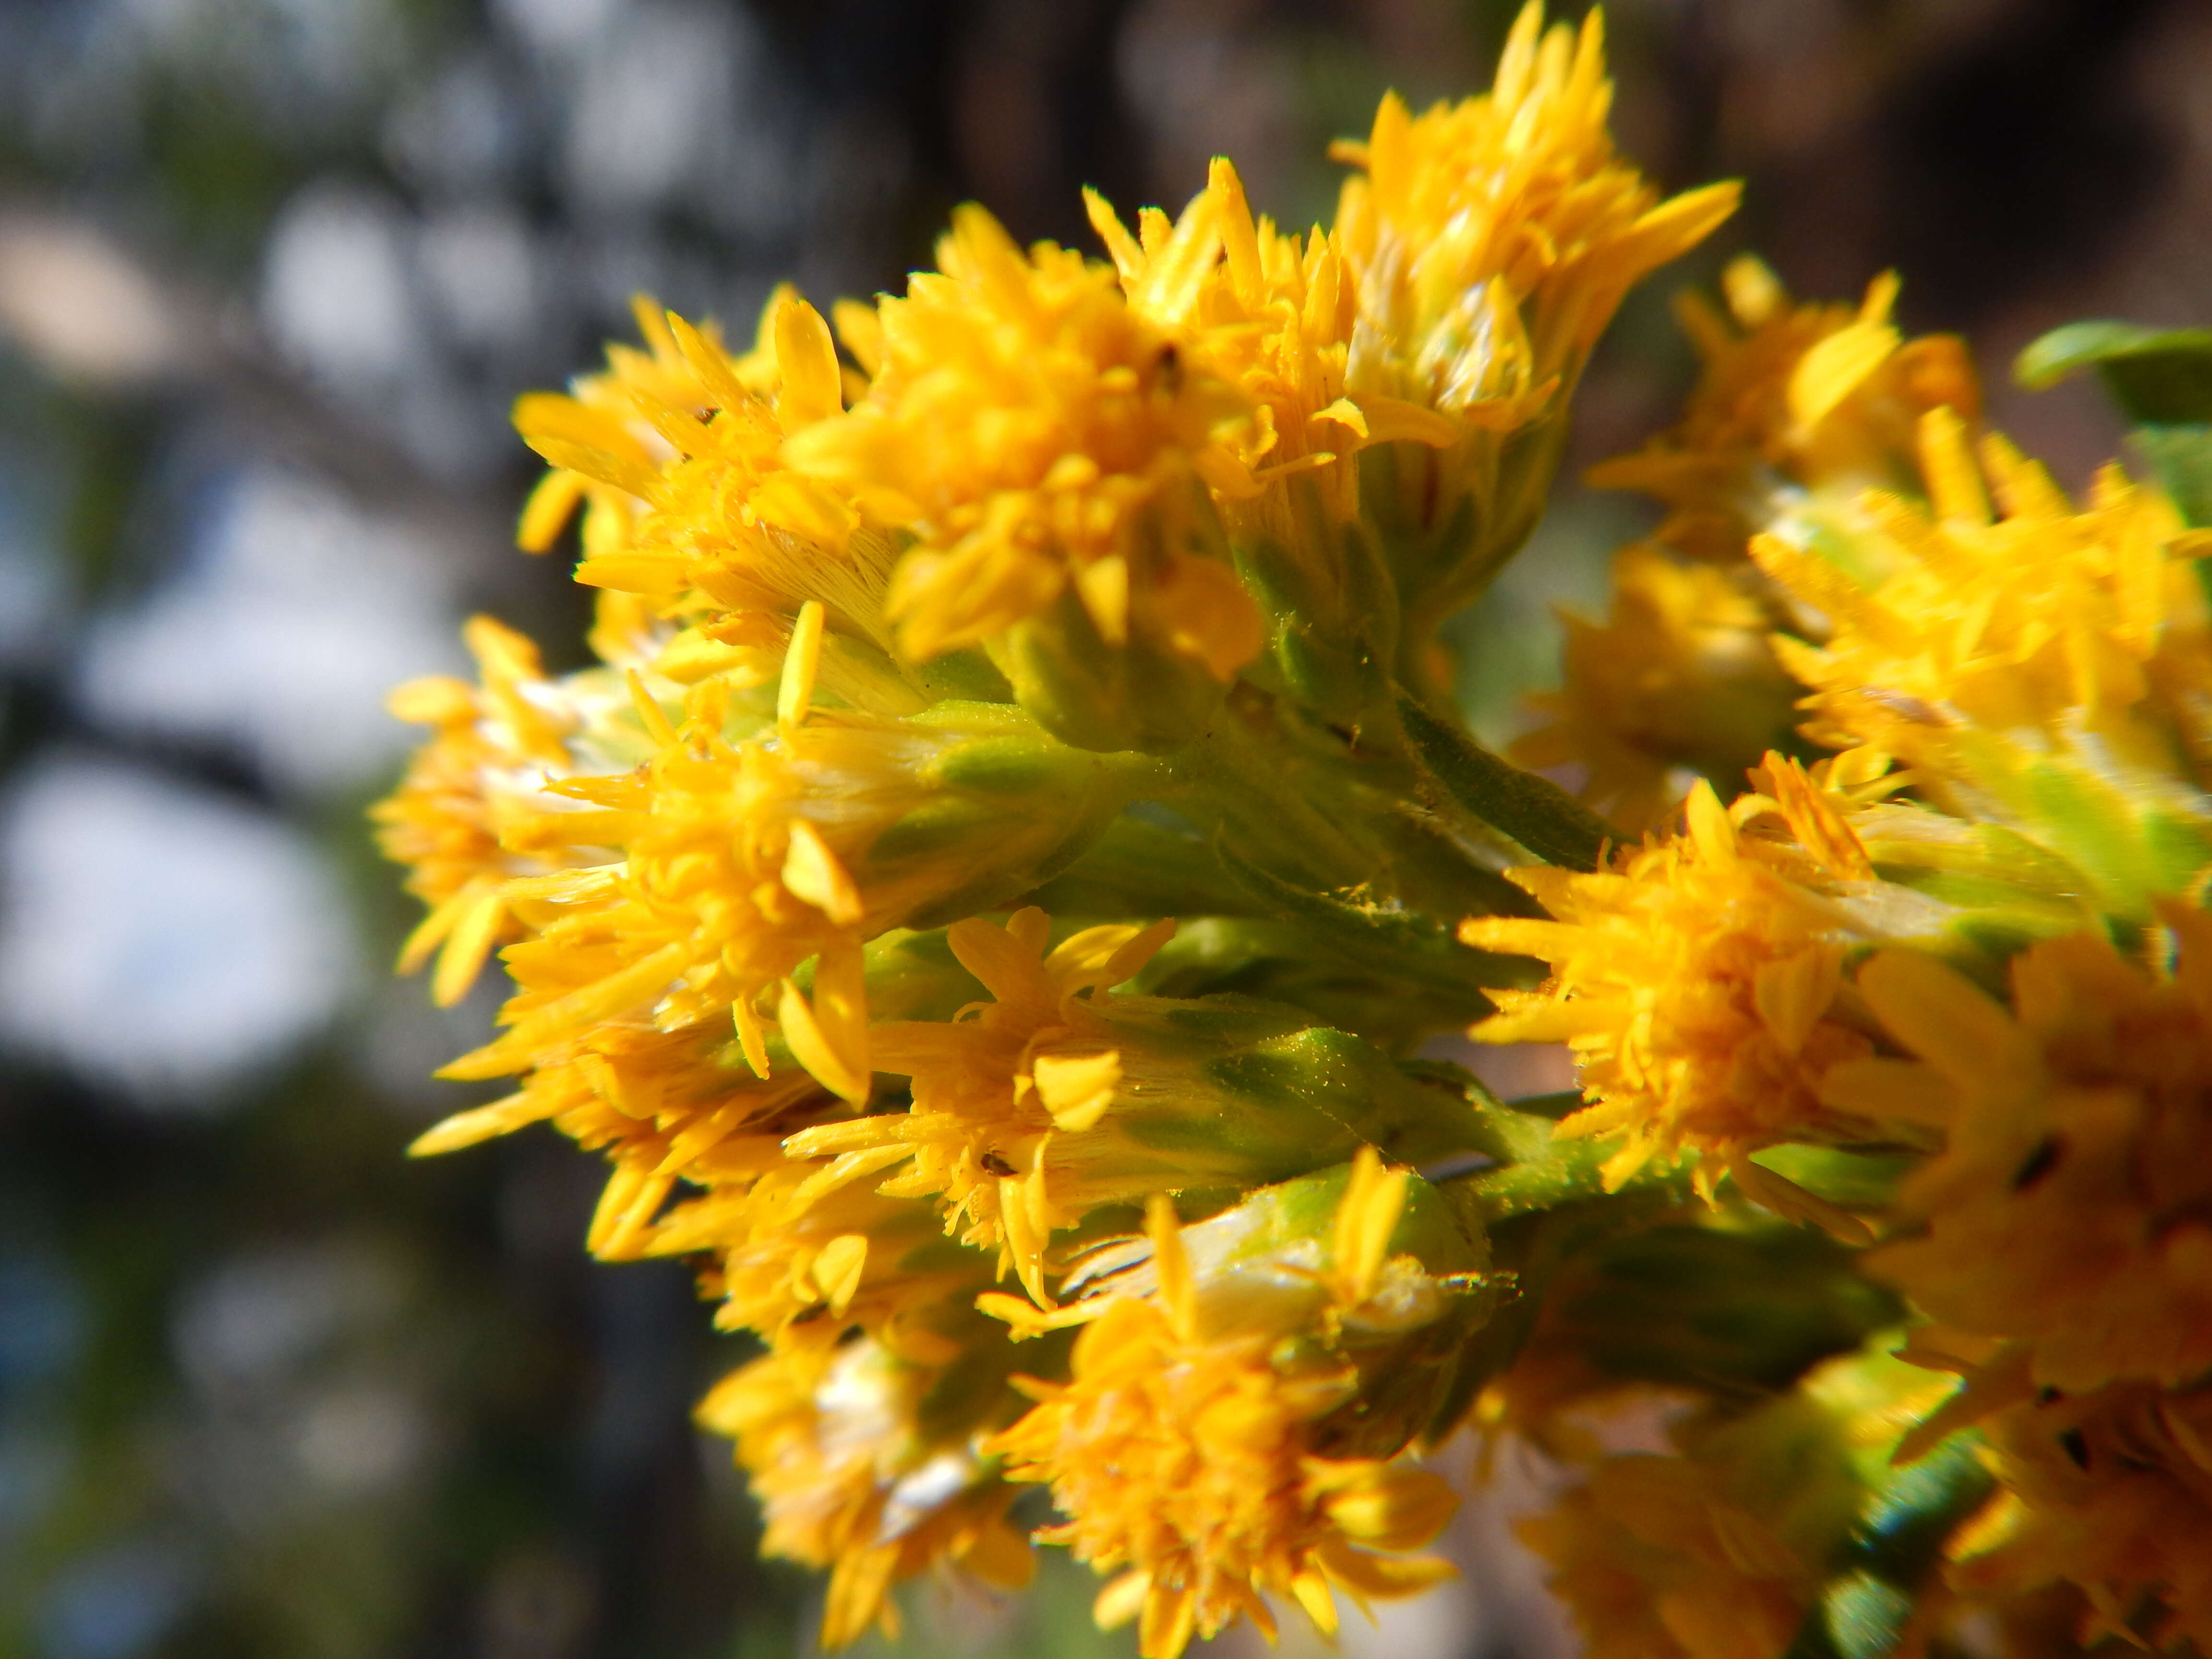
[373,5,2212,1654]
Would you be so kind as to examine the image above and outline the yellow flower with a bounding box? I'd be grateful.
[1838,914,2212,1391]
[782,907,1172,1303]
[1519,1359,1899,1659]
[517,285,863,584]
[1513,543,1801,834]
[784,907,1483,1306]
[1332,5,1738,432]
[507,285,936,717]
[1589,259,1980,562]
[786,204,1262,687]
[698,1333,1035,1648]
[373,614,692,1006]
[985,1170,1465,1659]
[1089,158,1366,532]
[1948,1380,2212,1650]
[1519,1446,1814,1659]
[1750,410,2212,906]
[1462,763,1927,1220]
[436,617,1142,1105]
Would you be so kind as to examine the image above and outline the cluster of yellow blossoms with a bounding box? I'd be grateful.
[373,4,2212,1655]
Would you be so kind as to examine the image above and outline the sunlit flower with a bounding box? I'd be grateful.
[513,287,858,595]
[1589,259,1980,562]
[1333,5,1737,428]
[782,906,1450,1305]
[986,1165,1473,1659]
[786,205,1262,690]
[1091,158,1366,534]
[436,616,1142,1104]
[1751,410,2212,908]
[783,907,1173,1303]
[698,1333,1035,1647]
[1513,543,1801,834]
[1462,763,1938,1221]
[1838,912,2212,1391]
[373,614,689,1006]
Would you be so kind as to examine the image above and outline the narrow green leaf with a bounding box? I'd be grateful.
[1397,691,1609,870]
[2015,320,2212,423]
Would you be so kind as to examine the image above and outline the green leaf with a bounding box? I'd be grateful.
[2133,423,2212,528]
[2015,320,2212,423]
[1396,691,1609,870]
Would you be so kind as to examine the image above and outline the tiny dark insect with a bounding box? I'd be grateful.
[2011,1136,2063,1190]
[980,1151,1018,1177]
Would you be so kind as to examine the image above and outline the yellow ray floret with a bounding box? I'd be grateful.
[512,287,891,674]
[781,906,1175,1304]
[1332,3,1739,414]
[986,1186,1458,1659]
[1462,763,1924,1221]
[1589,259,1979,560]
[1834,910,2212,1391]
[698,1334,1034,1649]
[1089,159,1367,528]
[434,613,1141,1103]
[1751,409,2212,812]
[373,615,686,1006]
[786,205,1262,678]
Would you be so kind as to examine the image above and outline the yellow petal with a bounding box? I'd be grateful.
[1031,1049,1121,1132]
[781,819,862,926]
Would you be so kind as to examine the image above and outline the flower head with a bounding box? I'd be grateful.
[1840,914,2212,1391]
[986,1160,1482,1659]
[373,614,695,1006]
[1751,411,2212,907]
[699,1333,1035,1647]
[515,289,863,646]
[1332,5,1738,417]
[1090,159,1366,531]
[437,620,1141,1104]
[787,205,1261,694]
[1512,543,1801,834]
[782,906,1458,1304]
[1590,260,1980,562]
[1519,1346,1928,1659]
[1462,763,1921,1215]
[1945,1380,2212,1650]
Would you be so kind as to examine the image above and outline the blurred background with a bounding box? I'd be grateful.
[0,0,2203,1654]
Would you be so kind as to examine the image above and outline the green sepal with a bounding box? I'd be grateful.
[1138,916,1500,1046]
[1214,836,1539,1002]
[1396,690,1609,871]
[1018,812,1268,920]
[989,578,1229,756]
[1206,1027,1498,1168]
